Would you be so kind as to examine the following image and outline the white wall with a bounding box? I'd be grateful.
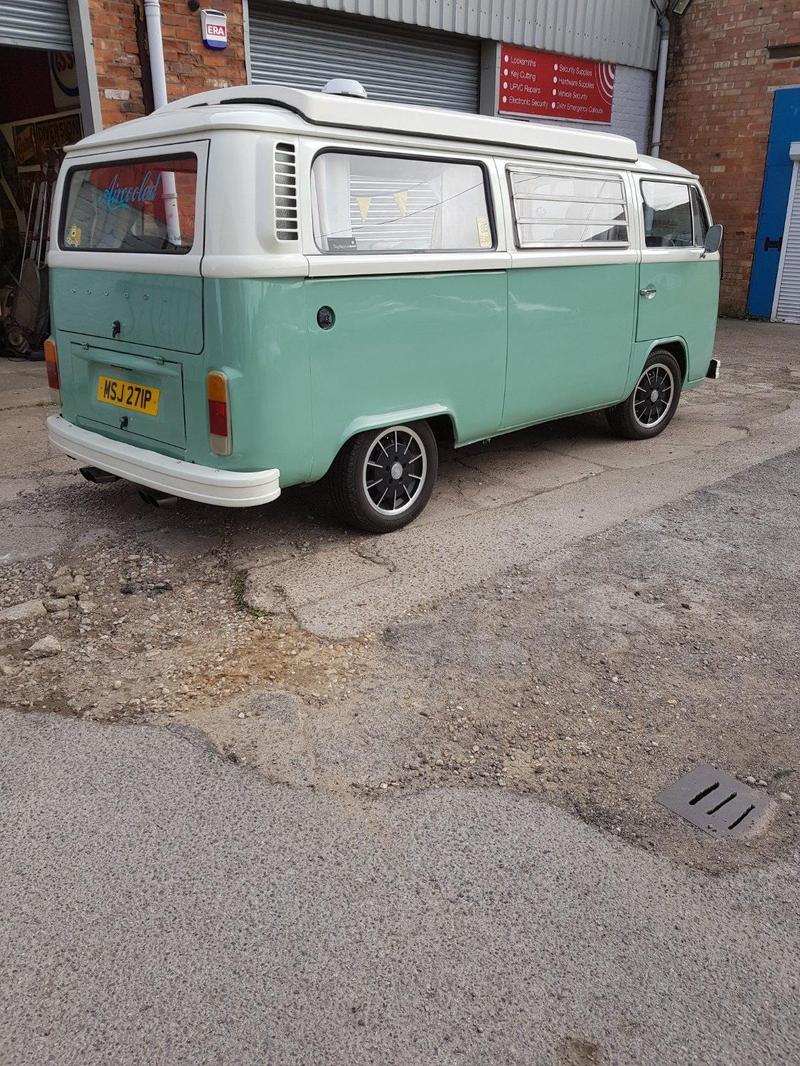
[571,65,654,154]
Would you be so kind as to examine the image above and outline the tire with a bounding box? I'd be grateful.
[330,421,438,533]
[606,349,682,440]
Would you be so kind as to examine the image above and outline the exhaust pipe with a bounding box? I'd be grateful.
[138,488,177,508]
[80,466,120,484]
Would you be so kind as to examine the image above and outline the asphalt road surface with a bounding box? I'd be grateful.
[1,709,798,1066]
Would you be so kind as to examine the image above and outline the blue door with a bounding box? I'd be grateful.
[747,87,800,318]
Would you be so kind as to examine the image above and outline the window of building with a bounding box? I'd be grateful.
[310,152,494,254]
[61,155,197,254]
[508,168,629,248]
[641,181,694,248]
[690,187,709,246]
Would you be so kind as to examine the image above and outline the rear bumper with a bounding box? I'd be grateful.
[47,415,281,508]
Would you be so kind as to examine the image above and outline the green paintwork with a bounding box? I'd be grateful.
[50,257,719,491]
[503,263,637,428]
[303,272,507,479]
[636,258,720,382]
[69,342,186,449]
[204,277,312,485]
[51,268,204,353]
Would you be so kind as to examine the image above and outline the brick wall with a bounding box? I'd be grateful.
[87,0,247,128]
[661,1,800,317]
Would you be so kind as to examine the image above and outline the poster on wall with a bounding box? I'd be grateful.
[6,111,83,172]
[49,52,81,111]
[498,45,615,124]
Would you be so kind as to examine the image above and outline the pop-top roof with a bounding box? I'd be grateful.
[152,84,640,163]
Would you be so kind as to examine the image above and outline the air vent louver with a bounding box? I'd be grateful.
[274,142,298,242]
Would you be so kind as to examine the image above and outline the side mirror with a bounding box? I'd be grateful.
[703,223,723,256]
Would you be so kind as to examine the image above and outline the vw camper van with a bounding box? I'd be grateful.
[45,81,722,532]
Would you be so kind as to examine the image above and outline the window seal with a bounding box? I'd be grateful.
[507,164,630,251]
[58,151,199,255]
[639,178,695,251]
[689,185,709,248]
[309,146,498,256]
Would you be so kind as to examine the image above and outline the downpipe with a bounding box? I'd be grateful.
[650,11,670,157]
[143,0,181,245]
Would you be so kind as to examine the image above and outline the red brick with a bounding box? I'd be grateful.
[87,0,246,128]
[662,1,799,315]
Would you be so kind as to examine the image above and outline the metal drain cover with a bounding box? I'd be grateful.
[657,764,770,838]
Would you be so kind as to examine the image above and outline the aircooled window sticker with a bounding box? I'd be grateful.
[101,170,162,211]
[65,171,163,243]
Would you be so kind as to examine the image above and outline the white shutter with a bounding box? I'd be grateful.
[774,161,800,324]
[248,1,480,113]
[0,0,72,50]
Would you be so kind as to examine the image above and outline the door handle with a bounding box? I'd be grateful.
[639,286,657,300]
[763,236,782,252]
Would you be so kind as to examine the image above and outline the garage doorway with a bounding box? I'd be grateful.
[0,1,96,358]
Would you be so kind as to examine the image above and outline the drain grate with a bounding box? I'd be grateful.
[656,764,770,838]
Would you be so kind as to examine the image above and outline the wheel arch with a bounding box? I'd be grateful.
[646,338,688,383]
[317,404,457,481]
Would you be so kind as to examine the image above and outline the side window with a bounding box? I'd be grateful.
[690,187,709,246]
[310,152,494,254]
[508,168,629,248]
[641,181,693,248]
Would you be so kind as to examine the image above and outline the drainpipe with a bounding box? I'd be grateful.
[143,0,181,244]
[650,10,670,157]
[143,0,169,109]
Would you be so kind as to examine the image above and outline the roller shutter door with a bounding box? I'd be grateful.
[248,2,480,113]
[775,162,800,324]
[0,0,72,50]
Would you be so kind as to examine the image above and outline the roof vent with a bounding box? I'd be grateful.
[274,142,298,242]
[322,78,368,99]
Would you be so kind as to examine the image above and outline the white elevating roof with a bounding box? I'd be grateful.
[155,84,640,163]
[72,82,639,165]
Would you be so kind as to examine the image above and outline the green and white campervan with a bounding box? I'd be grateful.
[45,81,722,532]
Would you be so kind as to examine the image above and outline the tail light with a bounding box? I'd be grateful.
[207,371,231,456]
[44,338,60,403]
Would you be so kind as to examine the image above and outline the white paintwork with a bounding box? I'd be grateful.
[306,250,512,278]
[47,415,281,507]
[48,83,702,279]
[80,84,640,162]
[322,78,368,98]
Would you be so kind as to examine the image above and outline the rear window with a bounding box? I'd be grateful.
[60,154,198,254]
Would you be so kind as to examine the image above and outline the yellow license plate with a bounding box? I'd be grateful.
[97,376,160,416]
